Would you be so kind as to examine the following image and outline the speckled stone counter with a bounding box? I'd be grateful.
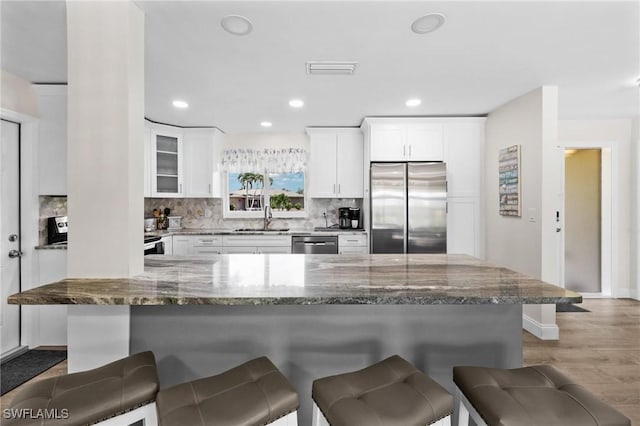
[10,254,579,425]
[9,254,580,305]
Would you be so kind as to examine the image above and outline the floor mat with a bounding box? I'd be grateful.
[556,304,590,312]
[1,349,67,395]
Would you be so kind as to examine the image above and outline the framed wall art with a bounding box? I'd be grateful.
[499,145,521,216]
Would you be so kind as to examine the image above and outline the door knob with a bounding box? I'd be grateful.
[8,234,18,242]
[8,250,22,259]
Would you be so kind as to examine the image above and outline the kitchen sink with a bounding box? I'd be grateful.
[234,228,290,232]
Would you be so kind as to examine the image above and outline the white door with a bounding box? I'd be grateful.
[1,119,22,356]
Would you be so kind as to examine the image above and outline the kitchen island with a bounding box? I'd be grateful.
[9,254,581,424]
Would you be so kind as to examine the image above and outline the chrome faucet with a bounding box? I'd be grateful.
[264,205,273,230]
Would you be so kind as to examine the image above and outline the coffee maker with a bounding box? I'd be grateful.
[338,208,351,229]
[349,208,361,229]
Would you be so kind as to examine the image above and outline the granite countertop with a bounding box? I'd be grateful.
[35,228,367,249]
[9,254,581,306]
[144,228,366,237]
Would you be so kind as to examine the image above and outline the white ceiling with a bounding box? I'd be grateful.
[2,1,638,133]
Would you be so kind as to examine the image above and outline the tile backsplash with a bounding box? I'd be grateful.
[39,196,67,244]
[39,196,358,244]
[144,198,362,230]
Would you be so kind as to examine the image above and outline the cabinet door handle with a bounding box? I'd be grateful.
[408,144,412,157]
[209,183,212,194]
[338,184,341,194]
[333,184,336,194]
[179,183,182,193]
[403,145,406,157]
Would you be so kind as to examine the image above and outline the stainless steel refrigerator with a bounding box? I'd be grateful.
[370,162,447,253]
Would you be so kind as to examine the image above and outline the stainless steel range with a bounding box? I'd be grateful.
[144,236,164,255]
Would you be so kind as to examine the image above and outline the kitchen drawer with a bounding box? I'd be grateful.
[194,246,223,255]
[193,235,223,247]
[338,234,368,247]
[339,246,369,254]
[222,235,291,247]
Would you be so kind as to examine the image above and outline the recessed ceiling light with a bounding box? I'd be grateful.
[260,121,272,127]
[406,98,422,107]
[172,100,189,108]
[289,99,304,108]
[221,15,253,36]
[411,13,446,34]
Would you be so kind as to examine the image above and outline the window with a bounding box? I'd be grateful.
[225,171,305,217]
[222,148,307,218]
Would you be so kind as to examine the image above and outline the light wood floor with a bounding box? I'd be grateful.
[2,299,638,423]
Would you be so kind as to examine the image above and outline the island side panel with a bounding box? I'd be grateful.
[131,304,522,426]
[67,305,131,372]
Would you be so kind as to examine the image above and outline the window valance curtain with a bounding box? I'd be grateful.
[221,148,307,173]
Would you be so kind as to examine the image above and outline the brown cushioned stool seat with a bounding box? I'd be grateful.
[6,351,159,426]
[156,356,299,426]
[312,355,453,426]
[453,365,631,426]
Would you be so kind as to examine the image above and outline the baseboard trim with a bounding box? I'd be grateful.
[1,345,29,364]
[523,314,559,340]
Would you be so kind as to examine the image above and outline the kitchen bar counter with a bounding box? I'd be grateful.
[9,254,580,306]
[9,254,580,425]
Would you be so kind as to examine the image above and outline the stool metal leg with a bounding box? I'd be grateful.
[94,402,158,426]
[454,386,487,426]
[430,415,452,426]
[268,410,298,426]
[312,402,331,426]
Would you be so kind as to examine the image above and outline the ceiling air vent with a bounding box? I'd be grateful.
[306,61,358,75]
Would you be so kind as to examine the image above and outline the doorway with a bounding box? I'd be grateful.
[1,119,22,358]
[563,147,613,296]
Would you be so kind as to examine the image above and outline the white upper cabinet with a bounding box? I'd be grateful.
[443,121,484,197]
[406,124,444,161]
[369,125,405,161]
[369,121,443,162]
[183,128,222,198]
[307,128,363,198]
[34,85,67,195]
[150,125,184,197]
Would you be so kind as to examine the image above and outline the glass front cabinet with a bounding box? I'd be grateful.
[150,128,184,197]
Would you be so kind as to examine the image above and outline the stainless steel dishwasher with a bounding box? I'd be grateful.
[291,236,338,254]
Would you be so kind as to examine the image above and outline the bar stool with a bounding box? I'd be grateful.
[453,365,631,426]
[312,355,453,426]
[156,356,299,426]
[5,351,159,426]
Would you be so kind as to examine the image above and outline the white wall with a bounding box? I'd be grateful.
[559,119,633,298]
[67,1,145,278]
[631,117,639,300]
[1,70,38,117]
[485,86,560,340]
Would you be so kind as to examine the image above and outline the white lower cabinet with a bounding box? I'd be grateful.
[447,198,481,257]
[35,250,68,345]
[172,234,292,255]
[222,235,291,254]
[172,236,195,255]
[161,236,173,255]
[338,234,368,254]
